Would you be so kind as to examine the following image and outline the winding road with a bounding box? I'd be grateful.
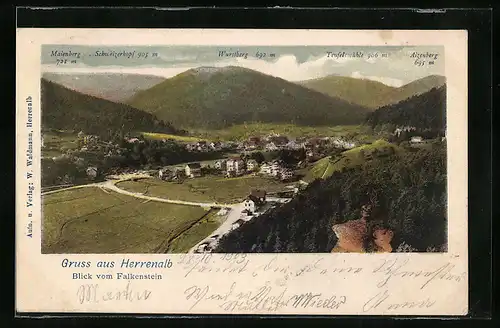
[188,202,245,253]
[43,173,292,253]
[42,174,238,209]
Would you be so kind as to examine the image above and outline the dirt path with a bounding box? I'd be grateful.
[320,163,331,179]
[101,180,238,209]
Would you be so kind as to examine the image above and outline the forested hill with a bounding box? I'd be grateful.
[298,75,397,109]
[127,66,370,129]
[299,74,446,109]
[365,85,446,132]
[41,79,180,139]
[213,146,447,253]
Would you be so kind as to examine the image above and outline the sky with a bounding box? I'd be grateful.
[41,45,445,87]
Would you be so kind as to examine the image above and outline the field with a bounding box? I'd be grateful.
[304,139,405,182]
[117,174,292,204]
[191,123,368,141]
[168,210,222,253]
[141,132,205,142]
[42,131,79,158]
[42,187,208,253]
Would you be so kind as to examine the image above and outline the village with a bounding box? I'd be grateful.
[41,130,363,250]
[130,134,364,253]
[43,126,436,190]
[146,132,362,189]
[42,127,437,254]
[43,129,361,183]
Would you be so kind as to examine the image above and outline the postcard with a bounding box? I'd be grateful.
[16,28,468,315]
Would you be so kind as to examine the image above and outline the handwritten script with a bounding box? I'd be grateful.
[175,254,466,313]
[177,254,363,281]
[77,282,152,304]
[184,281,347,312]
[176,254,465,290]
[372,258,467,289]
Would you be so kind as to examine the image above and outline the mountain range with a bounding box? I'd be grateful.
[41,67,446,132]
[42,72,165,103]
[126,66,370,129]
[299,74,446,109]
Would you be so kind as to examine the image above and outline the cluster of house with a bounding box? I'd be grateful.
[157,161,212,180]
[157,156,296,182]
[393,126,417,137]
[259,135,298,151]
[215,157,295,181]
[75,131,123,157]
[214,157,258,177]
[181,134,357,154]
[77,131,100,151]
[184,136,297,153]
[392,126,436,144]
[185,141,225,152]
[194,234,220,253]
[258,161,294,181]
[242,189,267,215]
[158,165,193,181]
[86,166,99,180]
[329,137,357,149]
[410,136,424,143]
[125,137,144,144]
[244,134,343,152]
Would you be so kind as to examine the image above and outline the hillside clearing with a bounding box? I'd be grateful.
[304,139,404,182]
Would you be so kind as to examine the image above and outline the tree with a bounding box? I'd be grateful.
[273,234,282,253]
[250,151,265,163]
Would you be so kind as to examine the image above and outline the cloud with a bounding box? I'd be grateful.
[41,64,188,78]
[41,57,402,86]
[157,52,199,63]
[41,47,443,86]
[216,54,355,81]
[351,71,403,87]
[41,55,340,81]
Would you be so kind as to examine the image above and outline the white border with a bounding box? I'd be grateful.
[16,29,468,315]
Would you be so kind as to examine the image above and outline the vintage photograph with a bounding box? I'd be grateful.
[40,45,447,254]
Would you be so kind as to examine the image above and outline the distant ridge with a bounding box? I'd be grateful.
[42,72,165,103]
[127,66,370,129]
[41,78,179,137]
[299,74,446,109]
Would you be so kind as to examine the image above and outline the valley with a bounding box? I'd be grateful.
[40,66,447,254]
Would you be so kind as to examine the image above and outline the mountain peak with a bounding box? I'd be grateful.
[128,67,369,129]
